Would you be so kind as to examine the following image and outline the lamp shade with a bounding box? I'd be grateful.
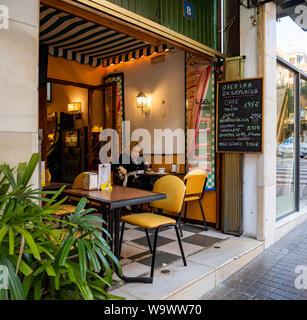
[68,102,82,113]
[92,125,103,133]
[74,102,82,112]
[67,103,75,112]
[136,92,148,109]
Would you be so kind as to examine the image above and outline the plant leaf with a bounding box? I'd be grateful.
[0,253,25,300]
[16,162,26,186]
[13,226,41,261]
[57,236,77,267]
[8,227,14,255]
[0,224,9,244]
[77,239,87,282]
[33,275,43,300]
[84,240,100,273]
[22,153,41,187]
[7,255,33,277]
[22,275,33,298]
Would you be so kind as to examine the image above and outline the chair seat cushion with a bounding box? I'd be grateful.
[184,195,201,202]
[54,204,77,216]
[121,213,176,229]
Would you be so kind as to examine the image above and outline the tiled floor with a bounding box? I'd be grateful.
[200,218,307,300]
[118,223,225,275]
[110,228,263,300]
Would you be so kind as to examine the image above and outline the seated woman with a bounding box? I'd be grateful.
[112,142,151,191]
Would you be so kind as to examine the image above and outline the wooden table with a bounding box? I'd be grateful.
[139,172,185,189]
[142,172,184,177]
[63,185,166,283]
[43,182,72,191]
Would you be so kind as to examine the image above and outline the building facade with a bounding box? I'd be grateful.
[1,0,307,251]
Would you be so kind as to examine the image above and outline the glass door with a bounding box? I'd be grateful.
[276,64,297,219]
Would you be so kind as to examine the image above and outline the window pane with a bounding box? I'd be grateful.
[277,17,307,73]
[300,79,307,208]
[276,65,296,219]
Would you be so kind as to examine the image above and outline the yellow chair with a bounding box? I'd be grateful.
[53,173,85,220]
[119,175,187,282]
[45,168,51,183]
[181,169,208,234]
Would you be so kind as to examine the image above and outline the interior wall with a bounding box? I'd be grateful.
[47,55,104,129]
[47,83,89,129]
[47,49,186,155]
[103,49,186,154]
[48,55,103,86]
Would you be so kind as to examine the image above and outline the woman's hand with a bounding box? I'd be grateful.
[119,166,127,176]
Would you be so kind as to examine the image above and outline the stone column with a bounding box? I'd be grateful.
[256,3,277,248]
[0,0,40,186]
[240,3,277,247]
[240,4,259,239]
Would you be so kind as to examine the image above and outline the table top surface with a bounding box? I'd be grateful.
[63,185,166,209]
[143,172,185,176]
[43,182,72,190]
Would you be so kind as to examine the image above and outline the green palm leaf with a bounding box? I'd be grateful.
[0,253,25,300]
[8,227,14,255]
[0,224,9,244]
[84,240,101,273]
[13,226,41,261]
[57,236,77,266]
[77,239,87,282]
[22,153,41,187]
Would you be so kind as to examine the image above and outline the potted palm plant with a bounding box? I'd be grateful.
[0,153,122,300]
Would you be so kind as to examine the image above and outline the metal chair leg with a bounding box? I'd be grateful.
[198,199,208,231]
[178,222,184,238]
[59,214,67,229]
[150,228,160,279]
[119,222,125,256]
[174,225,187,266]
[183,202,188,224]
[177,208,184,237]
[145,229,153,253]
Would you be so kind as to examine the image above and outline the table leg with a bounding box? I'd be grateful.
[113,208,120,258]
[108,207,113,252]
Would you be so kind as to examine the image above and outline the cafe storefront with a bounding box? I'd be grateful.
[39,0,224,230]
[4,0,305,299]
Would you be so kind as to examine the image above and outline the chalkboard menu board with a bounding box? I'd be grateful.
[217,77,263,153]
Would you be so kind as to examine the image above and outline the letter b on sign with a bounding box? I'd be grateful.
[184,1,194,21]
[0,266,9,290]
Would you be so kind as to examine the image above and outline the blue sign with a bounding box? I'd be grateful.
[184,0,194,21]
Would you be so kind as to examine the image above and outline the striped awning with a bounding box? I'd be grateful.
[40,5,170,68]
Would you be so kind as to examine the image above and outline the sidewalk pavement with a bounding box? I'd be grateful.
[201,218,307,300]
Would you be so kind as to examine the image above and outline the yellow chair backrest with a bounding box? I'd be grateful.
[184,169,207,196]
[150,175,186,213]
[72,173,84,189]
[45,168,51,183]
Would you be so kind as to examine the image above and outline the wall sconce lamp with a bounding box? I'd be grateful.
[68,102,82,119]
[91,125,103,133]
[136,92,151,115]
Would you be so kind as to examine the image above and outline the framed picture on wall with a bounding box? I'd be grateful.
[103,72,125,151]
[47,82,52,103]
[185,53,216,191]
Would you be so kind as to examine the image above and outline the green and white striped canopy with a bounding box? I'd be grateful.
[40,5,169,68]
